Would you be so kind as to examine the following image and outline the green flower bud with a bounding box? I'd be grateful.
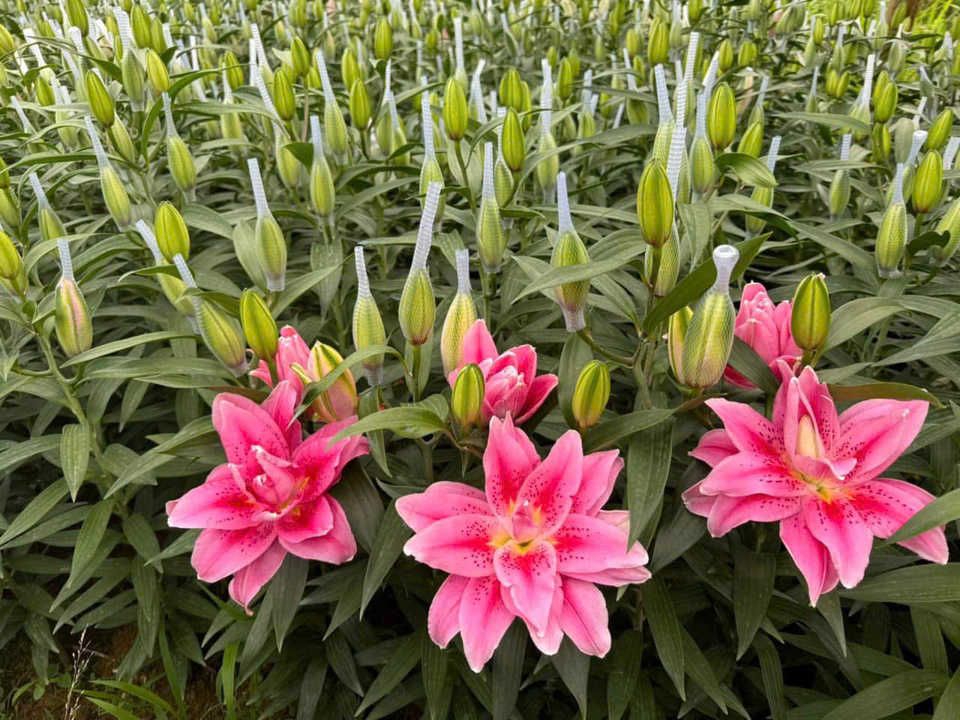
[309,121,336,219]
[648,18,669,65]
[197,297,248,376]
[0,230,22,281]
[572,360,610,430]
[667,306,693,381]
[399,183,441,345]
[0,25,16,56]
[625,27,641,59]
[747,185,773,234]
[501,108,525,173]
[272,66,296,122]
[121,49,146,111]
[738,39,758,67]
[444,77,468,141]
[374,16,393,60]
[828,168,850,218]
[106,120,136,165]
[145,49,170,95]
[791,273,831,351]
[499,68,524,112]
[222,51,245,90]
[101,165,132,228]
[39,206,67,243]
[55,277,93,358]
[66,0,89,35]
[738,120,764,157]
[322,79,349,158]
[707,82,736,151]
[290,36,310,78]
[451,363,484,430]
[0,189,20,231]
[35,76,55,106]
[681,245,739,389]
[349,78,372,130]
[874,81,897,124]
[872,122,891,163]
[248,159,287,292]
[352,247,387,384]
[167,135,196,195]
[876,165,907,278]
[637,160,673,248]
[925,109,953,152]
[690,135,717,196]
[155,201,190,262]
[240,289,278,362]
[303,343,358,423]
[645,232,680,297]
[340,48,360,92]
[912,151,943,214]
[131,4,151,48]
[717,39,734,71]
[441,250,477,375]
[85,70,114,128]
[556,57,574,102]
[812,15,825,43]
[536,132,559,194]
[552,172,590,332]
[476,145,505,273]
[930,198,960,266]
[494,152,513,208]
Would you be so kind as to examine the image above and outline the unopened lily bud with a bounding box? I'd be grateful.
[85,70,114,127]
[791,273,831,351]
[552,172,590,332]
[163,95,196,197]
[353,247,387,384]
[444,77,468,141]
[690,136,716,195]
[913,151,943,214]
[451,363,484,430]
[54,238,93,358]
[305,342,359,422]
[272,66,296,122]
[248,159,287,292]
[309,117,336,219]
[872,122,892,163]
[0,230,22,282]
[738,120,764,157]
[316,51,348,159]
[877,164,907,278]
[501,107,525,173]
[738,39,758,67]
[717,39,734,71]
[375,16,393,60]
[645,232,680,296]
[500,68,524,112]
[145,49,170,95]
[130,4,151,48]
[65,0,88,35]
[222,51,244,90]
[707,82,736,151]
[930,198,960,266]
[926,109,953,151]
[240,289,277,362]
[536,63,559,198]
[829,134,852,218]
[667,306,693,381]
[107,118,136,164]
[874,81,897,124]
[441,250,477,375]
[155,201,190,262]
[399,182,441,345]
[476,144,505,273]
[626,27,641,59]
[637,160,673,248]
[290,36,310,78]
[680,245,739,389]
[0,189,20,231]
[556,57,574,102]
[572,360,610,430]
[349,78,372,130]
[30,174,66,242]
[648,17,669,65]
[0,25,15,56]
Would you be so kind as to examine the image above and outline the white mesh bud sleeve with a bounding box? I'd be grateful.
[29,172,49,211]
[862,54,876,104]
[557,171,573,233]
[247,158,271,219]
[250,23,267,68]
[613,102,625,129]
[757,75,769,109]
[387,91,400,131]
[685,32,699,84]
[316,49,335,103]
[675,79,687,128]
[470,75,487,124]
[454,17,464,71]
[582,68,593,107]
[384,59,392,99]
[113,7,136,51]
[222,70,234,102]
[136,220,165,265]
[416,39,423,67]
[943,136,960,171]
[310,115,324,160]
[10,97,34,134]
[540,59,553,134]
[892,163,905,205]
[623,48,637,91]
[413,182,442,269]
[655,64,673,124]
[421,92,435,159]
[162,23,174,49]
[695,91,707,139]
[703,53,719,97]
[836,25,846,48]
[490,90,498,116]
[253,70,280,124]
[84,116,109,169]
[162,93,179,139]
[712,244,739,292]
[173,253,198,289]
[496,106,505,145]
[667,125,686,200]
[907,130,928,167]
[811,66,819,96]
[914,97,927,125]
[840,133,852,161]
[765,135,781,173]
[355,246,372,299]
[455,249,471,295]
[482,142,494,199]
[57,237,73,282]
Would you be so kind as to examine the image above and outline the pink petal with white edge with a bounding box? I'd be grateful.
[689,429,738,467]
[166,464,261,530]
[699,452,806,498]
[228,539,287,612]
[460,320,499,367]
[682,481,720,518]
[706,494,802,537]
[275,495,334,544]
[280,497,357,564]
[802,495,874,589]
[458,575,516,672]
[835,400,928,485]
[705,398,785,457]
[396,486,493,533]
[571,450,622,516]
[191,524,278,583]
[848,478,949,564]
[484,415,541,521]
[428,575,468,648]
[494,541,559,635]
[514,373,559,424]
[212,392,291,479]
[515,430,583,537]
[779,512,839,606]
[503,583,564,655]
[560,579,612,657]
[403,514,500,577]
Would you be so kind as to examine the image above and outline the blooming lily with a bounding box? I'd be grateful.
[725,282,800,387]
[397,416,649,671]
[684,362,948,605]
[166,381,368,610]
[447,320,558,426]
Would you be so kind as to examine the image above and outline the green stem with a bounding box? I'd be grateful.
[454,140,477,213]
[576,328,637,367]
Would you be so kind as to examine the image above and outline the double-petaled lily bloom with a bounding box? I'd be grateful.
[684,362,948,605]
[447,320,558,426]
[725,282,801,387]
[397,416,649,671]
[166,381,368,610]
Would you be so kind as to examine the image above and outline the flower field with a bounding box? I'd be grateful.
[0,0,959,717]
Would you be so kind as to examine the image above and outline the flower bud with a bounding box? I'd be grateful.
[717,39,734,71]
[552,172,590,332]
[707,82,736,151]
[166,134,196,193]
[441,250,477,375]
[66,0,89,35]
[637,160,673,248]
[131,4,151,48]
[146,49,170,95]
[738,39,758,67]
[680,245,739,389]
[309,118,336,219]
[876,164,907,279]
[667,306,693,381]
[477,144,505,273]
[444,77,468,141]
[100,164,132,228]
[648,18,669,65]
[645,233,680,296]
[375,16,393,60]
[572,360,610,430]
[222,51,245,90]
[872,122,891,163]
[499,68,524,111]
[349,78,372,130]
[0,230,22,281]
[353,247,387,384]
[912,151,943,214]
[501,107,525,173]
[305,342,359,422]
[272,66,296,122]
[738,120,764,157]
[626,27,641,59]
[240,289,278,362]
[0,189,20,231]
[828,168,850,218]
[556,57,574,102]
[85,70,114,128]
[930,198,960,266]
[55,277,93,358]
[248,159,287,292]
[791,273,831,351]
[316,52,348,159]
[451,363,484,430]
[690,136,716,196]
[926,109,953,152]
[0,25,15,56]
[874,82,897,124]
[155,202,190,262]
[290,36,310,78]
[399,183,441,345]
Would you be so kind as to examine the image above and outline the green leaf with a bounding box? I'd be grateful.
[780,111,872,134]
[728,338,780,396]
[733,549,776,659]
[886,488,960,545]
[333,405,446,442]
[354,633,421,716]
[842,564,960,603]
[67,499,114,589]
[754,634,787,720]
[552,638,589,719]
[360,502,412,617]
[626,421,673,546]
[297,657,329,720]
[680,630,728,713]
[514,245,646,300]
[492,622,526,720]
[607,629,643,720]
[420,632,451,720]
[821,669,949,720]
[934,665,960,719]
[643,577,685,699]
[0,435,61,476]
[715,152,778,187]
[61,330,192,367]
[271,555,309,651]
[824,297,903,351]
[584,408,675,452]
[0,478,69,548]
[60,423,90,501]
[121,514,162,566]
[827,381,942,407]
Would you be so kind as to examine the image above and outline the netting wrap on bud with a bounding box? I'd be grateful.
[248,158,287,292]
[399,182,441,345]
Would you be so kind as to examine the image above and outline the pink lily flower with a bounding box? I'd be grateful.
[447,320,559,426]
[725,282,801,388]
[250,326,311,393]
[396,416,650,671]
[684,361,948,606]
[166,381,369,611]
